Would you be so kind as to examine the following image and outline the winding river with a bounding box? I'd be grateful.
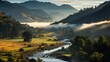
[29,39,72,62]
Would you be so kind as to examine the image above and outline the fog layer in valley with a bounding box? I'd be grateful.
[22,21,110,31]
[21,22,52,28]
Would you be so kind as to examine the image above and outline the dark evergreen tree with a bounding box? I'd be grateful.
[22,31,32,42]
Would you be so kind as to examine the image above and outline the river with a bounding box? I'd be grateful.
[29,39,71,62]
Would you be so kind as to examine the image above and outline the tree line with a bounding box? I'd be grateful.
[69,36,110,62]
[0,12,23,38]
[0,12,41,39]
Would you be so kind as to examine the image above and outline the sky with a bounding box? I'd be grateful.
[7,0,109,10]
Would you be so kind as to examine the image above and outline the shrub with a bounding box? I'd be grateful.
[41,43,48,46]
[19,48,24,52]
[28,44,32,47]
[50,44,55,46]
[47,39,51,41]
[90,52,104,62]
[53,39,58,41]
[61,47,65,50]
[30,58,36,62]
[36,58,43,62]
[8,57,14,62]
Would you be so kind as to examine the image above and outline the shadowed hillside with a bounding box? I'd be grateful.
[0,12,42,38]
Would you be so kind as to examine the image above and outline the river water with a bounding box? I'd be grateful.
[29,39,71,62]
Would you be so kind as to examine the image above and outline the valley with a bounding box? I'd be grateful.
[0,0,110,62]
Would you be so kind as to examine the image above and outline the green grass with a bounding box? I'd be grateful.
[0,37,62,52]
[62,54,72,57]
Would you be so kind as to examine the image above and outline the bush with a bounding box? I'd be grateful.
[47,39,51,41]
[19,48,24,52]
[28,44,32,47]
[41,43,48,46]
[50,44,55,46]
[36,58,43,62]
[23,44,26,45]
[53,39,58,41]
[30,58,36,62]
[90,52,104,62]
[61,47,65,50]
[8,57,14,62]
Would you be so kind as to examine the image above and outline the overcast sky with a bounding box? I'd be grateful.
[7,0,109,10]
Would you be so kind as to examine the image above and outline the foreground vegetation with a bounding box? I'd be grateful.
[0,37,63,62]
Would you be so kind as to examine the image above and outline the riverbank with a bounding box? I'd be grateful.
[29,40,72,62]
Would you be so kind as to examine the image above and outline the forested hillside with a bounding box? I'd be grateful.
[0,12,38,38]
[0,12,22,38]
[54,1,110,24]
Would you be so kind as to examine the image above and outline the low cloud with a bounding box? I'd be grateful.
[21,22,52,28]
[76,21,110,31]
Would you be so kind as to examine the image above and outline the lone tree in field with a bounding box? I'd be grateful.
[22,31,32,42]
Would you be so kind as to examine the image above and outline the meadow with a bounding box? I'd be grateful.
[0,37,63,62]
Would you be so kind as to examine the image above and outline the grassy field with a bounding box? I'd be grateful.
[0,37,63,62]
[0,37,62,52]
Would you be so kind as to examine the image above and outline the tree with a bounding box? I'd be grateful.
[90,52,104,62]
[22,31,32,42]
[98,36,106,45]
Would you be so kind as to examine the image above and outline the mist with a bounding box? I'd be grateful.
[21,21,110,32]
[21,22,52,28]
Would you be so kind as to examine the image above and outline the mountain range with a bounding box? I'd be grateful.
[19,0,78,21]
[0,0,78,22]
[0,0,53,22]
[54,1,110,24]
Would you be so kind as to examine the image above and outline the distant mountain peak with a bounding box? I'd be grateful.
[61,4,71,7]
[22,0,75,9]
[60,4,76,10]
